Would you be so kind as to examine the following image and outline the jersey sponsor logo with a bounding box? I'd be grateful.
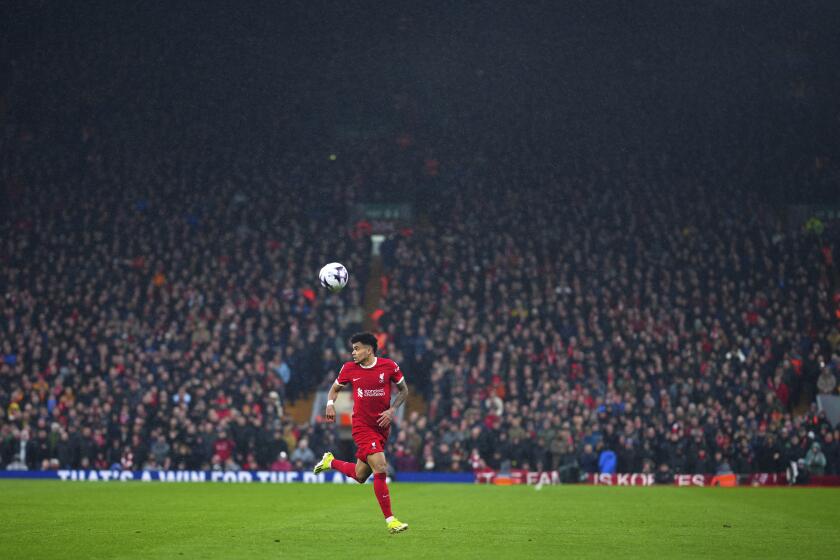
[360,388,386,397]
[357,387,363,398]
[352,377,362,382]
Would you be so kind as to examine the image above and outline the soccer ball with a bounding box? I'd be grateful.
[319,262,349,292]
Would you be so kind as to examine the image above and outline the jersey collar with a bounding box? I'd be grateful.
[359,357,378,369]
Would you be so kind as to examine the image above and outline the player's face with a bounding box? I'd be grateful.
[351,342,372,364]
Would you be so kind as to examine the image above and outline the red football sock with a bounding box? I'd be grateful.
[373,473,393,519]
[331,458,358,481]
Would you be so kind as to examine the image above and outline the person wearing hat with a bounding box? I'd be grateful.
[271,451,292,472]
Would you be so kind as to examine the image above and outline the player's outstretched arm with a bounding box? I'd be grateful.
[325,381,344,423]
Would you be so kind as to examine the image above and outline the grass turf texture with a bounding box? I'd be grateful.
[2,481,839,559]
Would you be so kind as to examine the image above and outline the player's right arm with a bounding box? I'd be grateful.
[325,381,343,422]
[325,363,350,423]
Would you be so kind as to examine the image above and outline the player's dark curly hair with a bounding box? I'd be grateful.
[350,332,378,355]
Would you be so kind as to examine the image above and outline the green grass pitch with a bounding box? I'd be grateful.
[2,481,839,559]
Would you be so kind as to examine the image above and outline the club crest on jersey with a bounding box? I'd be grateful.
[379,372,385,384]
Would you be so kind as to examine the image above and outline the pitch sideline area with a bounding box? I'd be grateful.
[2,481,838,559]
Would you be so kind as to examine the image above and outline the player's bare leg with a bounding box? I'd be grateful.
[355,459,373,483]
[367,452,408,534]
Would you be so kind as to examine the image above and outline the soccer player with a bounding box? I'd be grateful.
[313,332,410,534]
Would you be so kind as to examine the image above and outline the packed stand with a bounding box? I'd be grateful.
[3,1,840,480]
[0,89,375,472]
[377,138,840,480]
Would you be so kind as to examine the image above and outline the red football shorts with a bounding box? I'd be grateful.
[353,427,388,462]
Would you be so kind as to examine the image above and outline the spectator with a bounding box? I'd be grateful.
[823,432,839,476]
[290,438,315,470]
[692,450,713,475]
[213,431,236,464]
[817,368,837,395]
[271,451,293,472]
[150,435,171,470]
[598,447,617,475]
[714,452,733,475]
[578,443,598,475]
[804,443,827,476]
[655,463,674,484]
[392,444,418,473]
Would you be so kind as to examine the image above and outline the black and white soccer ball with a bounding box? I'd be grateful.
[319,262,349,293]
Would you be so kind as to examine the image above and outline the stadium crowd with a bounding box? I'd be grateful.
[2,2,840,481]
[0,118,373,472]
[378,143,840,481]
[3,119,838,479]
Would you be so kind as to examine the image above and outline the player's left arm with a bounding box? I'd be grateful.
[377,377,408,428]
[390,378,409,412]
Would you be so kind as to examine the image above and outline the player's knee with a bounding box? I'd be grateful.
[372,462,388,474]
[355,464,372,483]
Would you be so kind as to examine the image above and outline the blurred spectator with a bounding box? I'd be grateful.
[714,451,733,476]
[823,432,839,476]
[290,438,315,470]
[578,444,598,475]
[804,442,827,476]
[150,435,171,470]
[270,451,292,472]
[598,446,617,475]
[817,368,837,395]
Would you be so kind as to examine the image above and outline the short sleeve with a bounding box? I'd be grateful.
[391,361,404,384]
[336,363,351,386]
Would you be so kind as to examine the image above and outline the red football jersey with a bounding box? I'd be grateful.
[336,357,404,430]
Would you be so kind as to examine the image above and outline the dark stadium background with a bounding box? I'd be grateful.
[1,0,839,484]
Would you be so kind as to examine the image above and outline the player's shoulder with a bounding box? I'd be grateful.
[377,357,399,369]
[335,361,359,385]
[377,357,404,377]
[339,361,358,372]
